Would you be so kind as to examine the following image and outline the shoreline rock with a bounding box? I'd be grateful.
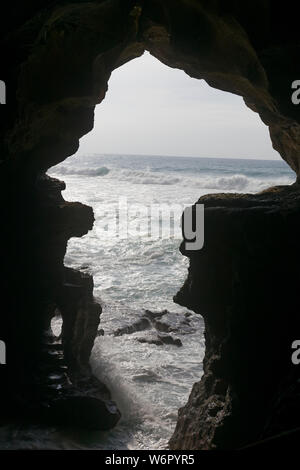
[137,333,183,348]
[169,185,300,449]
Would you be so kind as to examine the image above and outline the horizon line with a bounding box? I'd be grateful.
[76,151,281,162]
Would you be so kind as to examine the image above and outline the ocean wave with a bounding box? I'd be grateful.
[49,166,110,177]
[50,165,180,185]
[110,168,181,185]
[198,173,294,191]
[201,174,255,191]
[49,163,294,191]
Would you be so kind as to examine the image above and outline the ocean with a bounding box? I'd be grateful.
[46,153,295,450]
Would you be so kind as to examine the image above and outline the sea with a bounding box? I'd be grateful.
[2,153,293,450]
[47,154,295,449]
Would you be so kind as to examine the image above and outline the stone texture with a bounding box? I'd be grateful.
[170,185,300,449]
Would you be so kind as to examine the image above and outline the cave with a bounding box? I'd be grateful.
[1,0,300,450]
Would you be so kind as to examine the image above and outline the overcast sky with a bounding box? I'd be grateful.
[77,52,279,160]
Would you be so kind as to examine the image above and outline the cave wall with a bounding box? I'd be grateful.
[0,0,299,446]
[171,186,300,449]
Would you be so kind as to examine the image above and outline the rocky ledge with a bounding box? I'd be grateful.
[0,173,120,432]
[170,184,300,449]
[113,308,195,347]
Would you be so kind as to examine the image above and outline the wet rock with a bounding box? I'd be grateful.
[48,396,121,431]
[144,309,169,321]
[157,335,182,347]
[152,312,196,335]
[137,333,182,347]
[152,319,171,333]
[114,309,197,339]
[113,309,196,339]
[58,267,102,375]
[114,317,151,336]
[137,337,164,346]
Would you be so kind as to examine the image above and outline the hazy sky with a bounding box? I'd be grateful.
[77,52,279,160]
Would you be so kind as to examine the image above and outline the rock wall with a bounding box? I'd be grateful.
[0,0,299,445]
[170,186,300,449]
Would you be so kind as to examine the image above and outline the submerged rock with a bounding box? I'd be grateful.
[113,309,196,338]
[137,333,182,347]
[137,337,163,346]
[158,334,182,347]
[114,317,151,336]
[144,309,169,321]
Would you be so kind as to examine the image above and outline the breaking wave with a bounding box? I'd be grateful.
[113,170,293,191]
[50,163,294,191]
[197,173,293,192]
[110,169,181,185]
[49,166,110,177]
[50,165,181,185]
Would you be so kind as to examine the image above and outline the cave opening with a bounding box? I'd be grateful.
[2,0,300,451]
[48,51,295,449]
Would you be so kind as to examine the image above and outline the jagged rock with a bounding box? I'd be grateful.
[114,317,151,336]
[58,266,102,375]
[113,309,196,338]
[137,336,164,346]
[137,333,182,347]
[157,334,182,347]
[48,397,120,431]
[144,309,169,321]
[152,319,171,333]
[169,185,300,450]
[152,312,196,335]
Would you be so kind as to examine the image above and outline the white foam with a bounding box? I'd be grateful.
[49,166,110,177]
[198,173,294,192]
[50,162,294,192]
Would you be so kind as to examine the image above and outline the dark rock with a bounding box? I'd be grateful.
[152,319,171,333]
[114,310,195,338]
[137,333,182,347]
[144,309,169,321]
[58,267,102,376]
[137,337,164,347]
[48,396,121,431]
[157,335,182,347]
[152,313,196,335]
[114,317,151,336]
[170,186,300,450]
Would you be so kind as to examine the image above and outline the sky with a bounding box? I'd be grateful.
[77,52,279,160]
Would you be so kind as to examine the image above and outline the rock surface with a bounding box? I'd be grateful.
[137,333,182,347]
[170,185,300,449]
[113,308,195,344]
